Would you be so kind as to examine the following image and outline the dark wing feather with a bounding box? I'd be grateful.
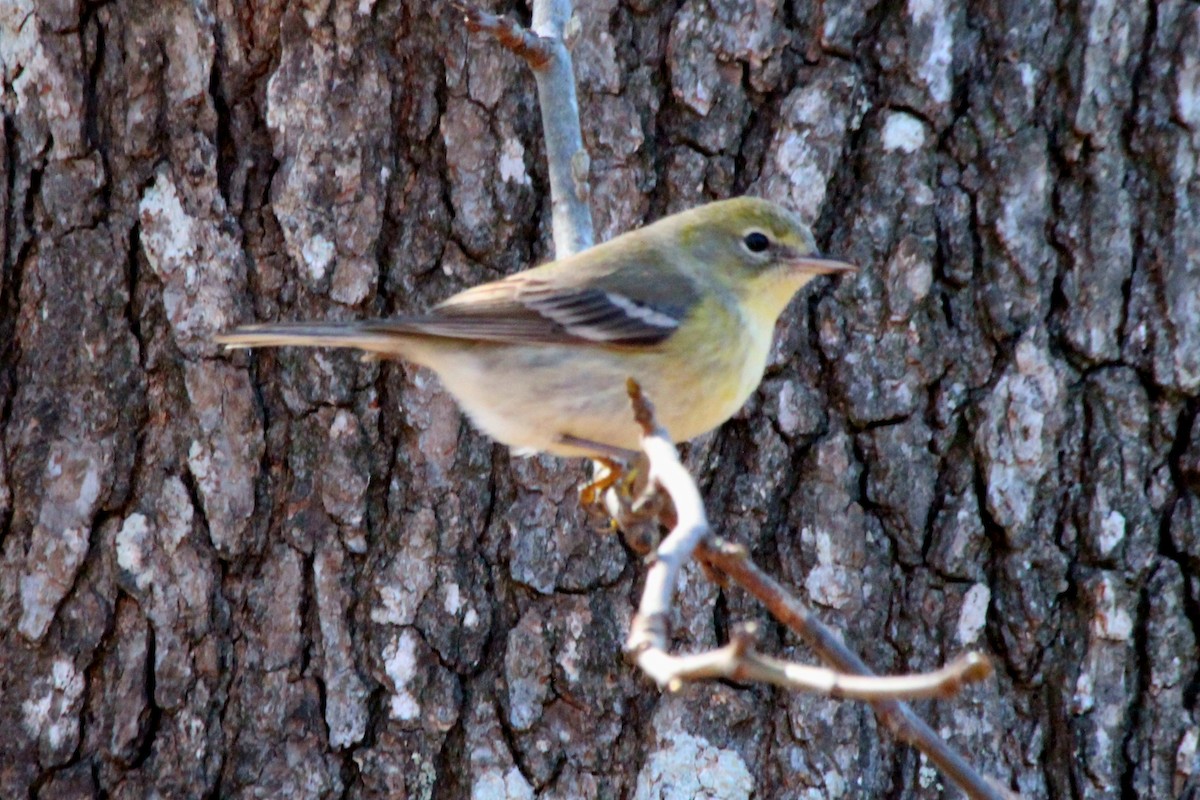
[391,259,702,347]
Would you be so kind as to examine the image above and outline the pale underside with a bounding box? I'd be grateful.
[397,293,772,456]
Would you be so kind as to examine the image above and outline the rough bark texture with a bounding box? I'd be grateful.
[2,1,1198,798]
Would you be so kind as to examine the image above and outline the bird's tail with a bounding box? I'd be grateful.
[215,320,420,357]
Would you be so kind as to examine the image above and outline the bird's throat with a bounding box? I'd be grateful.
[740,270,817,329]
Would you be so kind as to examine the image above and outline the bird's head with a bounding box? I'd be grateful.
[675,196,856,321]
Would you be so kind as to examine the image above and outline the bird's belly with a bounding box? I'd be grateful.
[414,326,769,457]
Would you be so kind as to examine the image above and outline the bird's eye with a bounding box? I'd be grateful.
[743,231,770,253]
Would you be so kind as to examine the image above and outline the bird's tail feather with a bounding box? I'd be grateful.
[215,320,420,356]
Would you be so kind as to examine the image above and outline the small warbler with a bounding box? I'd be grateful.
[217,197,854,457]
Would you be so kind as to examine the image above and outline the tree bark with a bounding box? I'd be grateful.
[1,1,1197,798]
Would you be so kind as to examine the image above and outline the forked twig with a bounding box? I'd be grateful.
[698,542,1015,799]
[622,380,1016,800]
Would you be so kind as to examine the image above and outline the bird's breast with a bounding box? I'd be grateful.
[648,294,774,440]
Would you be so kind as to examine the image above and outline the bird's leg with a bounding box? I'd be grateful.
[555,434,639,462]
[553,434,639,510]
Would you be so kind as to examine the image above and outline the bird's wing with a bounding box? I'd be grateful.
[394,256,703,347]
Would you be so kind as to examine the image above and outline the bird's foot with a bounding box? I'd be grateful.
[579,457,623,509]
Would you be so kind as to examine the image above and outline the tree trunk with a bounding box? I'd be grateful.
[2,1,1197,798]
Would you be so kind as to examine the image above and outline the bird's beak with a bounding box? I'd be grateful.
[784,249,857,275]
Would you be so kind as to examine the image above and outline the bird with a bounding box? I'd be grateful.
[216,197,855,458]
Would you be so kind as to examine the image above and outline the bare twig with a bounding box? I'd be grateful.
[700,542,1017,796]
[457,5,552,68]
[633,616,991,701]
[623,381,712,685]
[455,1,594,256]
[622,381,1016,800]
[698,543,1014,799]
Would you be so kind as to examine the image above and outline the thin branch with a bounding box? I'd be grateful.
[455,1,594,257]
[457,5,552,68]
[633,616,992,701]
[698,543,1016,800]
[621,381,1018,800]
[624,380,712,685]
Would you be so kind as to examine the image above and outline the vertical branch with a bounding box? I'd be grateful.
[458,0,594,257]
[529,0,593,257]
